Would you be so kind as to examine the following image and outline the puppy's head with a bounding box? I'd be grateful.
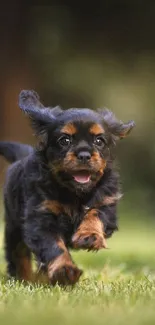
[19,90,135,194]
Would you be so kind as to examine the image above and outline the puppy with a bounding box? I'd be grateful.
[0,90,135,285]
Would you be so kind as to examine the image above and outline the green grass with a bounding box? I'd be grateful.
[0,211,155,325]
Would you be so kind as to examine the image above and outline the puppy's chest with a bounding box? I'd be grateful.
[42,198,90,225]
[41,187,120,225]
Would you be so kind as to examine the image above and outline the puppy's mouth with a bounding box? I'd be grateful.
[72,171,91,184]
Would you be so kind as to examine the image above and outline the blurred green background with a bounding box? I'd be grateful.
[0,2,155,268]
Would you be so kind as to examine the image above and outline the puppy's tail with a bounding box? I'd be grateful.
[0,141,33,163]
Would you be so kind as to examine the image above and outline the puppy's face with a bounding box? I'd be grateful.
[46,111,110,192]
[19,90,135,194]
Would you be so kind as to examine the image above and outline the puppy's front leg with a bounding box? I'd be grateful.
[24,214,82,286]
[72,209,107,251]
[47,238,82,286]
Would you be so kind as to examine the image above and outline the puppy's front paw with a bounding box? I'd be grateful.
[49,264,82,286]
[72,230,107,251]
[72,208,107,251]
[48,253,82,286]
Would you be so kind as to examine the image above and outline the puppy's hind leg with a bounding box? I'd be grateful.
[5,224,32,282]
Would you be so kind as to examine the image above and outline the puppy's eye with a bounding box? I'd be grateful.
[58,135,72,147]
[94,136,106,147]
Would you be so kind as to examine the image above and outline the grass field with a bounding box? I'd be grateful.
[0,207,155,325]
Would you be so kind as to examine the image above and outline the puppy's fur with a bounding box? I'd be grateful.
[0,90,135,285]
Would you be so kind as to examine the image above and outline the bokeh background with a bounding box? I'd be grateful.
[0,2,155,271]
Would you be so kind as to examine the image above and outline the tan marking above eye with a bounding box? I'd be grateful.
[61,123,77,135]
[89,124,105,135]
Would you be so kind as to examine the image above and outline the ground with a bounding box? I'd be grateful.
[0,206,155,325]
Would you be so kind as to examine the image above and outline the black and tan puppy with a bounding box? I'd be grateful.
[0,90,135,285]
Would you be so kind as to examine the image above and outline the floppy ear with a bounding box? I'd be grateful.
[19,90,57,137]
[98,108,135,140]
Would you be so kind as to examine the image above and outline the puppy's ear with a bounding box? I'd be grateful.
[50,106,63,117]
[19,90,56,137]
[98,108,135,140]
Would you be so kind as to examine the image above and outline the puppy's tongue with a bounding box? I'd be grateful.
[73,172,91,184]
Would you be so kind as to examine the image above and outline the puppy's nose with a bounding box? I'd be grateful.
[77,151,91,163]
